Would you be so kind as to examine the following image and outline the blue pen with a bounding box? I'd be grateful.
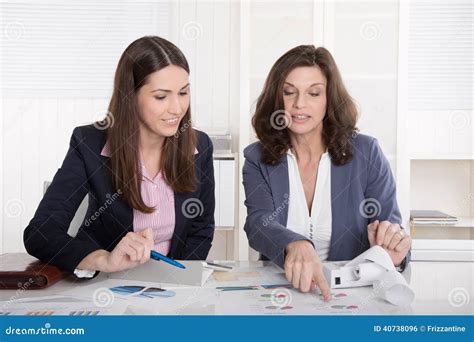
[150,250,186,269]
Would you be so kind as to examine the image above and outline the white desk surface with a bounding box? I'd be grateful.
[0,261,472,315]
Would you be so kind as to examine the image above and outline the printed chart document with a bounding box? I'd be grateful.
[60,279,216,315]
[214,286,409,315]
[0,295,127,316]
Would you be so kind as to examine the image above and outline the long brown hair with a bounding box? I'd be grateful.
[101,36,197,213]
[252,45,358,165]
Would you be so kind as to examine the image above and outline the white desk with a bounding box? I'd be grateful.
[0,261,472,315]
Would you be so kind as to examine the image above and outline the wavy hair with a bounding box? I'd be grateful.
[252,45,358,165]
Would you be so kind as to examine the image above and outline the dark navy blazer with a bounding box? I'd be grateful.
[24,124,215,274]
[242,133,410,270]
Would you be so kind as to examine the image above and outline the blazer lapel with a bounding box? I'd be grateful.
[265,157,290,227]
[169,192,187,258]
[99,152,133,236]
[265,153,352,261]
[111,195,134,233]
[328,161,352,260]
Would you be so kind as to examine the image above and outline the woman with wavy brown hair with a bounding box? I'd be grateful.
[243,45,411,300]
[24,36,215,277]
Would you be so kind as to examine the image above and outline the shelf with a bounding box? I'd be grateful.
[409,155,474,160]
[213,152,237,160]
[215,226,234,231]
[411,217,474,229]
[411,239,474,261]
[412,239,473,250]
[410,217,474,241]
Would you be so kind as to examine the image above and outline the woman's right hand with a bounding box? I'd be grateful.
[102,228,154,272]
[284,240,332,301]
[78,228,154,273]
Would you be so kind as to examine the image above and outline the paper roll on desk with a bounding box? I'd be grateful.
[353,261,415,306]
[373,270,415,306]
[353,262,387,282]
[323,246,415,306]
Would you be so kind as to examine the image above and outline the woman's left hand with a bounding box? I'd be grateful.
[367,220,412,267]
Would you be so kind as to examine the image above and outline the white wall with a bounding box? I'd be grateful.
[247,0,399,168]
[2,98,113,253]
[0,0,240,254]
[0,0,404,255]
[397,0,473,236]
[1,0,471,258]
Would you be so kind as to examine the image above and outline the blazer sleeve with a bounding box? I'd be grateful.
[183,134,215,259]
[23,127,102,274]
[242,147,310,268]
[365,138,411,270]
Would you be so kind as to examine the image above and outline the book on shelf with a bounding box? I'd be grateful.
[410,210,458,225]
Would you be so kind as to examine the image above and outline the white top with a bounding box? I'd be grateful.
[286,149,332,261]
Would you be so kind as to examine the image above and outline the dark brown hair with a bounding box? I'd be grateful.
[252,45,358,165]
[101,36,197,213]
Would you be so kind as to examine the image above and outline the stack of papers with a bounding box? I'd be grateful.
[410,210,458,225]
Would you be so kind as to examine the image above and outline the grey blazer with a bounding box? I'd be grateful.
[242,133,410,270]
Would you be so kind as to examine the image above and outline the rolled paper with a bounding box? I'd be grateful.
[354,262,387,282]
[373,270,415,306]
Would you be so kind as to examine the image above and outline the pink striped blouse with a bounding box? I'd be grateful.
[100,142,195,255]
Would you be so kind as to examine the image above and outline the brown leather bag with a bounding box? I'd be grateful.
[0,253,66,289]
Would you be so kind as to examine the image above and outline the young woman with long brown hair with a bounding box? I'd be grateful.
[243,45,411,300]
[24,36,215,277]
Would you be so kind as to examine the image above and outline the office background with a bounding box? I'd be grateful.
[0,0,472,262]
